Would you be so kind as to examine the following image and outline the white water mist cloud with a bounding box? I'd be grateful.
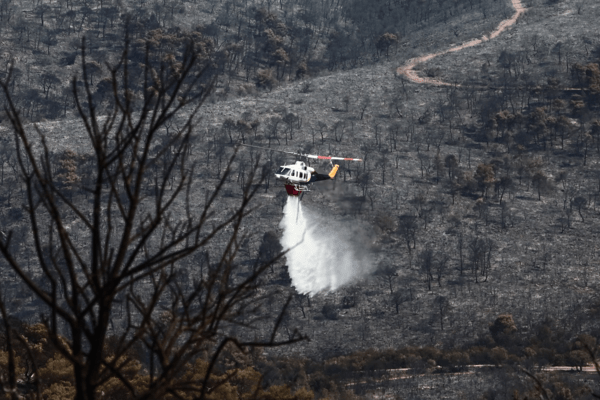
[279,196,374,295]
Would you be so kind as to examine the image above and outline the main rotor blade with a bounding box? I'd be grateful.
[239,144,363,162]
[239,144,304,158]
[312,155,364,162]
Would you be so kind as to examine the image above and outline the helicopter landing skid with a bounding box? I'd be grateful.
[284,184,310,196]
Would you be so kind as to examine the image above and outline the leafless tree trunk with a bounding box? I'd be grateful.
[0,36,303,400]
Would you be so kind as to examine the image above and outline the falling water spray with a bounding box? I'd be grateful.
[279,196,374,295]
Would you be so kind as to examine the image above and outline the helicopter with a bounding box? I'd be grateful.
[242,144,362,196]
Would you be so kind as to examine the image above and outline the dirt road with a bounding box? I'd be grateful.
[396,0,526,85]
[346,364,599,389]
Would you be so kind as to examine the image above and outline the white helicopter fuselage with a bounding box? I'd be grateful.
[274,161,314,185]
[240,144,359,196]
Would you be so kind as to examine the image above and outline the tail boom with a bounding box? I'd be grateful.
[307,164,341,183]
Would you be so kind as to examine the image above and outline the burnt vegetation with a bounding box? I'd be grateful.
[0,0,510,123]
[1,0,600,398]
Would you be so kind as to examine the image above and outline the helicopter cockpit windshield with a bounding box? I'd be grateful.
[276,167,291,175]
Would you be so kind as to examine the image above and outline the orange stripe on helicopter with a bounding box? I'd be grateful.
[328,164,340,179]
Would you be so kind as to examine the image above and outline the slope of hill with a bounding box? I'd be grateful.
[1,0,600,398]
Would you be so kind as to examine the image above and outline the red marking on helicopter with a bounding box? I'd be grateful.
[285,185,301,196]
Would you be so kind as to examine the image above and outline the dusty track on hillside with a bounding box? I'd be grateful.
[396,0,526,85]
[346,364,598,389]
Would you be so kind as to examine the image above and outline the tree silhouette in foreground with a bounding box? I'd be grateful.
[0,37,303,400]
